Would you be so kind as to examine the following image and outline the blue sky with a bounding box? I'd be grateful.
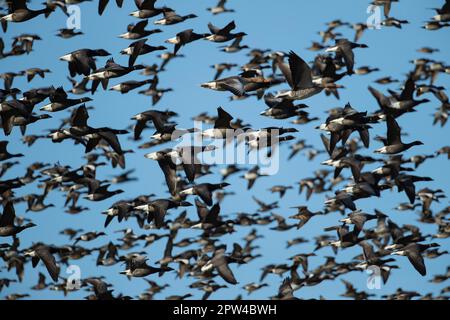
[0,0,449,299]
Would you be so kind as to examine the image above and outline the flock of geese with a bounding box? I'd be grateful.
[0,0,449,300]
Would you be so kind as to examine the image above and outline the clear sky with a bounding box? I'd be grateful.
[0,0,449,299]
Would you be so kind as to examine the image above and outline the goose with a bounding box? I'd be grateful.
[154,9,197,25]
[110,170,137,184]
[307,41,325,51]
[118,20,162,39]
[220,36,248,53]
[0,38,24,58]
[325,38,368,74]
[339,210,377,231]
[432,0,450,22]
[220,164,242,181]
[138,75,173,105]
[355,66,379,75]
[192,201,226,229]
[0,201,36,237]
[8,112,51,136]
[130,0,167,19]
[0,1,54,32]
[381,17,409,28]
[261,105,309,120]
[180,183,230,206]
[40,87,92,112]
[287,139,314,160]
[192,280,228,300]
[268,185,293,198]
[422,21,450,30]
[201,76,247,97]
[83,278,116,300]
[201,247,238,284]
[290,253,316,272]
[205,20,247,43]
[59,48,111,77]
[120,39,166,66]
[84,183,124,201]
[96,242,119,266]
[252,196,278,212]
[120,255,173,277]
[375,116,423,154]
[352,23,368,42]
[395,174,433,204]
[0,71,25,90]
[109,79,153,94]
[131,108,177,140]
[0,141,24,161]
[210,63,237,80]
[56,28,83,39]
[340,279,374,300]
[87,59,145,93]
[134,199,192,228]
[371,0,399,18]
[289,206,322,229]
[31,273,49,290]
[241,166,268,190]
[374,76,399,84]
[11,34,41,53]
[144,149,179,195]
[275,51,324,100]
[74,231,106,244]
[390,243,440,276]
[67,77,91,95]
[24,194,55,212]
[165,29,208,54]
[24,243,60,282]
[370,78,430,117]
[23,68,51,82]
[417,47,440,54]
[208,0,235,15]
[201,106,237,139]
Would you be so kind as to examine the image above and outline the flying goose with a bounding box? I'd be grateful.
[275,51,324,100]
[59,48,111,77]
[165,29,208,54]
[120,254,173,277]
[180,183,230,206]
[390,243,440,276]
[119,20,162,39]
[0,0,54,32]
[208,0,235,15]
[154,9,197,25]
[130,0,167,19]
[40,87,92,112]
[205,20,247,43]
[375,116,424,154]
[24,243,60,282]
[0,201,36,237]
[0,141,24,161]
[325,38,368,74]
